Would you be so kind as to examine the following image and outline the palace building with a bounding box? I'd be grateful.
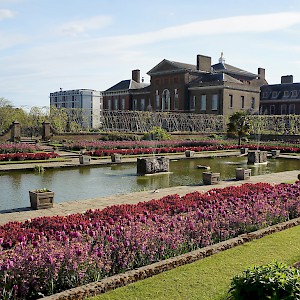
[102,53,267,116]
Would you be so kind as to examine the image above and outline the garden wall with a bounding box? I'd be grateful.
[43,217,300,300]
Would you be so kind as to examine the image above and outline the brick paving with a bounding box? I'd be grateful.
[0,151,299,225]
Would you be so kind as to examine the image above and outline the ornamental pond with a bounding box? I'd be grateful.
[1,156,300,211]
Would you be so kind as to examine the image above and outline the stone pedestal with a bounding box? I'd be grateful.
[11,121,21,142]
[111,153,122,163]
[202,172,220,185]
[79,155,91,165]
[185,150,195,158]
[248,150,267,164]
[42,121,51,141]
[137,157,169,175]
[236,168,251,180]
[271,149,280,158]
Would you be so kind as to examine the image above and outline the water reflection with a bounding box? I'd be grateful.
[0,157,299,211]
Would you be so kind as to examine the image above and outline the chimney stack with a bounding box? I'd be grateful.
[281,75,293,84]
[258,68,265,80]
[197,55,211,73]
[132,69,140,83]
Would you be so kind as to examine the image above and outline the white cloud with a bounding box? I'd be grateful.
[0,8,14,20]
[57,15,113,37]
[107,12,300,48]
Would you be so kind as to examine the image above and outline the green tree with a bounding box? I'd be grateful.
[227,111,252,145]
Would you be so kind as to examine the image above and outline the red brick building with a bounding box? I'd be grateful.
[102,53,267,116]
[260,75,300,115]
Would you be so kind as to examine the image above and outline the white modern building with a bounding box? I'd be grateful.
[50,89,102,129]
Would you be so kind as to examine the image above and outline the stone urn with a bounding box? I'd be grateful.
[202,172,220,185]
[236,168,251,180]
[29,189,54,209]
[185,150,195,158]
[79,155,91,165]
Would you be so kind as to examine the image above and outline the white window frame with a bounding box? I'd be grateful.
[212,94,218,111]
[190,96,196,111]
[229,94,233,109]
[200,95,206,111]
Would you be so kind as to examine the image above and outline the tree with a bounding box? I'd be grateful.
[227,111,252,145]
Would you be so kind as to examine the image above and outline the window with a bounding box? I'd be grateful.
[292,90,298,97]
[107,99,111,110]
[262,92,268,98]
[200,95,206,111]
[241,96,245,109]
[174,90,179,110]
[141,99,145,111]
[289,104,295,114]
[281,104,287,115]
[270,105,275,115]
[212,94,218,111]
[114,98,118,110]
[229,94,233,108]
[284,91,290,97]
[251,97,255,109]
[121,98,125,110]
[190,96,196,111]
[133,99,138,110]
[272,91,278,98]
[155,90,160,110]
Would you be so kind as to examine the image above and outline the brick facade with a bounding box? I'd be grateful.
[102,54,266,116]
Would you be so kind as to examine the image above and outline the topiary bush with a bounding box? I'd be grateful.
[226,261,300,300]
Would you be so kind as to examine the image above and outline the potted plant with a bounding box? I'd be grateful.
[29,188,54,209]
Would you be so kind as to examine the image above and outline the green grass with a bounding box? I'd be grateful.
[88,225,300,300]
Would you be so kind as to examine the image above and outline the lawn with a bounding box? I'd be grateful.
[88,224,300,300]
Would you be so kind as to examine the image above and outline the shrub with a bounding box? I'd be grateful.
[143,126,171,141]
[227,261,300,300]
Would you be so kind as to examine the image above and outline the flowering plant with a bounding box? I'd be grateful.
[0,181,299,298]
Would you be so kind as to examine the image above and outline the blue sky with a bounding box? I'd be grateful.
[1,0,300,108]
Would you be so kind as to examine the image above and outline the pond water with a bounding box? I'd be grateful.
[1,156,300,211]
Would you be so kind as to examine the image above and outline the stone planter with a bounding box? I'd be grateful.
[185,150,195,158]
[79,155,91,165]
[240,147,249,154]
[111,153,122,163]
[271,149,280,158]
[202,172,220,185]
[236,168,251,180]
[29,190,54,209]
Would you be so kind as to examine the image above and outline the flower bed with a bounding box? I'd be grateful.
[0,152,59,162]
[63,139,221,151]
[0,182,300,299]
[85,144,300,157]
[0,143,41,154]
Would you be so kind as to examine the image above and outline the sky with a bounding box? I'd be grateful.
[1,0,300,109]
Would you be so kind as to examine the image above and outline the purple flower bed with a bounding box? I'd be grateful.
[0,143,41,154]
[0,182,300,299]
